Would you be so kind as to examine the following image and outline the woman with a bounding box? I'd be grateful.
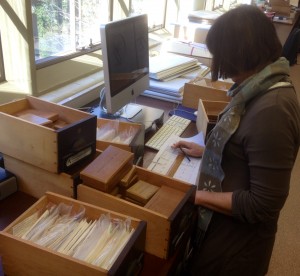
[173,5,300,276]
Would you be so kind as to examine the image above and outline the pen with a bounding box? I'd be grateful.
[179,146,191,162]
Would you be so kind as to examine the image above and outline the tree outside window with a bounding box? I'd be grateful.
[32,0,109,61]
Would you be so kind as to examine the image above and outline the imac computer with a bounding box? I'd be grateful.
[98,14,164,132]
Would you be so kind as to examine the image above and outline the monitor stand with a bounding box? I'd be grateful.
[92,103,164,133]
[120,103,143,119]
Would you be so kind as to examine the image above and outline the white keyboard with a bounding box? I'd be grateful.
[146,115,191,151]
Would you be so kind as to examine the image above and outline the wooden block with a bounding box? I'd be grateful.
[17,113,53,126]
[120,166,137,188]
[80,145,134,193]
[126,180,159,205]
[14,108,59,121]
[52,119,68,130]
[144,185,186,217]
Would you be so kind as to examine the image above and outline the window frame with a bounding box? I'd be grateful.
[0,0,182,106]
[34,0,168,69]
[0,31,5,82]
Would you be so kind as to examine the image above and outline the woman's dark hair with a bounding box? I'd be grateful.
[206,4,282,81]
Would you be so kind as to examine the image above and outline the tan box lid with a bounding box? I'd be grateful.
[183,78,231,109]
[80,145,134,193]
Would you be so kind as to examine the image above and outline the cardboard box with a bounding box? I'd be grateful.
[77,165,196,259]
[270,0,291,16]
[0,192,146,276]
[96,118,144,165]
[0,96,97,173]
[183,78,231,109]
[196,99,228,138]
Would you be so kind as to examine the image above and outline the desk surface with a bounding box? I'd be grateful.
[0,95,198,274]
[0,95,197,226]
[273,11,300,45]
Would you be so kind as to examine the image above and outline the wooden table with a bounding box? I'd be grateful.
[273,11,300,46]
[0,95,198,275]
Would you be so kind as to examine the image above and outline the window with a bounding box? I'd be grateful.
[32,0,109,63]
[32,0,169,65]
[0,31,5,83]
[0,1,193,106]
[130,0,167,30]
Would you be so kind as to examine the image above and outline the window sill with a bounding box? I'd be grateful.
[39,71,104,108]
[0,81,30,104]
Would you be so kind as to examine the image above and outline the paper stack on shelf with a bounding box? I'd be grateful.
[188,10,221,23]
[144,77,186,103]
[142,89,183,103]
[149,53,200,81]
[167,39,212,59]
[143,63,210,103]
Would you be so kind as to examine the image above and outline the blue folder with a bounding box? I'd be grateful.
[169,104,197,122]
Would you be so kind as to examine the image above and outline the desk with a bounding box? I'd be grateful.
[273,11,300,45]
[0,95,198,274]
[0,95,198,224]
[134,96,198,168]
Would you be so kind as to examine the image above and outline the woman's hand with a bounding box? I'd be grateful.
[171,141,204,158]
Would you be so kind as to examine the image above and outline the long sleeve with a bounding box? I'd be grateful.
[225,87,300,223]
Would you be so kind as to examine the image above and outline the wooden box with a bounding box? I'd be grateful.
[2,153,98,199]
[96,118,145,165]
[77,165,196,259]
[80,146,134,193]
[183,78,231,109]
[0,96,97,173]
[270,0,291,16]
[0,192,146,276]
[196,99,228,138]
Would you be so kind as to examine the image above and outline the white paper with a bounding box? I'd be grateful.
[148,132,204,185]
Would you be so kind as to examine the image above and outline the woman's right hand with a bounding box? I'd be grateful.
[171,140,204,158]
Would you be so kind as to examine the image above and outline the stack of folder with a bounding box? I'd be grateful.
[144,53,210,103]
[149,53,200,81]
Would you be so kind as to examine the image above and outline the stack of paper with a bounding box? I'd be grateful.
[12,204,134,270]
[143,63,210,103]
[167,39,212,59]
[149,53,200,81]
[147,132,204,185]
[143,77,186,103]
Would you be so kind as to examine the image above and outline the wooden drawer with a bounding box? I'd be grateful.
[0,192,146,276]
[77,165,196,259]
[0,96,96,173]
[196,99,228,138]
[2,153,93,199]
[96,118,145,165]
[183,78,231,109]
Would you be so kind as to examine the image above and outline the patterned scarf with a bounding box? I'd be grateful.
[195,57,292,246]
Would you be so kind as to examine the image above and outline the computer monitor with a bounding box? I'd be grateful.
[100,14,149,119]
